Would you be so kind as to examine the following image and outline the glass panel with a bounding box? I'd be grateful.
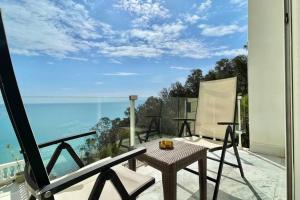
[0,95,141,178]
[0,94,24,165]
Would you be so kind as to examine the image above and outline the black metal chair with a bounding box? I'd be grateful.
[0,11,154,200]
[175,77,244,200]
[136,100,162,143]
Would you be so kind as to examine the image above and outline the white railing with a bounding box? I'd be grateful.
[129,95,138,147]
[0,160,25,185]
[236,95,244,149]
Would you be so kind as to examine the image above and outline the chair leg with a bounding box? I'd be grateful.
[155,119,162,138]
[144,131,150,142]
[137,132,143,144]
[145,118,155,142]
[186,122,192,137]
[213,126,231,200]
[178,122,185,137]
[230,131,245,178]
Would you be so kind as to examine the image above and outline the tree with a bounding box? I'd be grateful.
[184,69,203,97]
[214,58,234,79]
[232,55,248,95]
[159,88,170,101]
[136,96,161,128]
[90,117,111,149]
[168,82,187,97]
[203,70,217,81]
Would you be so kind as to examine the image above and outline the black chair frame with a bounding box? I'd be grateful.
[180,80,245,200]
[137,100,163,143]
[137,115,162,143]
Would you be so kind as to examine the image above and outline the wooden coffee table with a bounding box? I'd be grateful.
[136,138,207,200]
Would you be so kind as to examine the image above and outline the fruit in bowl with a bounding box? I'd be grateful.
[159,140,174,150]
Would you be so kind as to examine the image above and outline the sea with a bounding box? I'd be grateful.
[0,97,146,176]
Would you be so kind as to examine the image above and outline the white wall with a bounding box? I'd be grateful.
[248,0,286,157]
[292,0,300,196]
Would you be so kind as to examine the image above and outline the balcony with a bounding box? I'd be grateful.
[0,0,291,199]
[0,95,286,200]
[0,148,285,199]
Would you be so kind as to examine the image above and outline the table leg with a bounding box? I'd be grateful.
[129,158,136,171]
[162,168,177,200]
[198,157,207,200]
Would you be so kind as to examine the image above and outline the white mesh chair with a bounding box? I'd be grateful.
[175,77,244,200]
[0,11,154,200]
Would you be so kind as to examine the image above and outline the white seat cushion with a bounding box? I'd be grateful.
[174,136,225,149]
[52,158,153,200]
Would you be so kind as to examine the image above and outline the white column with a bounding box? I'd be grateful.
[248,0,286,157]
[129,95,137,147]
[291,0,300,197]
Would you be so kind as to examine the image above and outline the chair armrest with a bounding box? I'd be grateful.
[38,131,97,148]
[37,147,146,198]
[217,122,239,126]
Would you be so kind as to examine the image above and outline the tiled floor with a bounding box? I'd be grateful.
[137,148,286,200]
[0,149,286,200]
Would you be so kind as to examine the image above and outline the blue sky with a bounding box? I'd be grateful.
[0,0,247,97]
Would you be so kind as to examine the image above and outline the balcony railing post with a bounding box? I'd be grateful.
[236,95,243,149]
[129,95,137,147]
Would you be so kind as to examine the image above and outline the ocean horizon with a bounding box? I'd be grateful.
[0,98,146,175]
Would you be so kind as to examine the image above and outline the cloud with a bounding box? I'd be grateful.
[214,48,248,57]
[95,21,216,59]
[183,14,201,24]
[114,0,170,27]
[162,39,212,59]
[98,42,163,58]
[170,66,193,71]
[64,56,89,61]
[0,0,108,57]
[109,59,123,64]
[199,24,247,37]
[102,72,139,76]
[1,0,247,61]
[197,0,212,12]
[230,0,247,7]
[129,22,186,42]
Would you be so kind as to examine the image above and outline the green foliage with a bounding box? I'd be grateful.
[161,55,248,97]
[6,144,22,172]
[185,69,203,97]
[168,82,187,97]
[81,53,250,161]
[240,95,249,148]
[136,96,161,127]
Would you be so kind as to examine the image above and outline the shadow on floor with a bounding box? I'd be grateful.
[181,183,242,200]
[210,151,253,166]
[180,179,263,200]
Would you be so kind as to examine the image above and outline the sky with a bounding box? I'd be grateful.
[0,0,247,97]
